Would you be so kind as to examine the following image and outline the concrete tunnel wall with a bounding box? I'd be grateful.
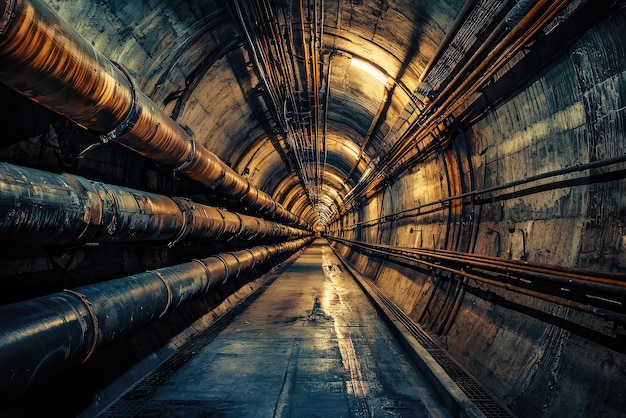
[329,8,626,417]
[0,0,625,417]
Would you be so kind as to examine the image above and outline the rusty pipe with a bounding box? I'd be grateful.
[0,0,132,131]
[0,162,310,246]
[328,237,626,323]
[0,236,314,402]
[0,0,308,229]
[388,0,570,170]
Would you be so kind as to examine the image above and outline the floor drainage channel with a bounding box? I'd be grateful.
[98,278,279,418]
[333,251,515,418]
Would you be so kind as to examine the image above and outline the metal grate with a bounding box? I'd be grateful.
[347,262,514,418]
[429,351,512,417]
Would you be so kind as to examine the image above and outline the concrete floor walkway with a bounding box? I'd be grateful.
[101,239,449,417]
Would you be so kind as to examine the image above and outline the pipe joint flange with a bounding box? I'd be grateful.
[169,197,195,247]
[214,254,230,285]
[172,139,195,176]
[147,270,172,318]
[191,259,212,292]
[228,212,244,241]
[99,61,140,143]
[0,0,16,35]
[63,288,99,363]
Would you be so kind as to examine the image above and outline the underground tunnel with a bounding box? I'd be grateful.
[0,0,625,416]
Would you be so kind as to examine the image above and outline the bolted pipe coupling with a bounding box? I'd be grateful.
[99,61,141,143]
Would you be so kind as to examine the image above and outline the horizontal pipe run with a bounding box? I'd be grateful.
[0,162,310,246]
[328,237,626,323]
[0,236,314,401]
[0,0,307,229]
[335,153,626,229]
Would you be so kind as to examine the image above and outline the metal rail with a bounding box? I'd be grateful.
[327,236,626,323]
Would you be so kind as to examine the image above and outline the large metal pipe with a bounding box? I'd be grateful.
[0,162,309,246]
[0,0,308,229]
[0,236,314,401]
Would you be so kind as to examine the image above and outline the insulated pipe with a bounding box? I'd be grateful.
[0,0,308,229]
[0,236,314,401]
[0,162,309,246]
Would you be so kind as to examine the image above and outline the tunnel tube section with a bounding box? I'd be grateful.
[0,162,309,246]
[0,0,307,229]
[0,236,314,402]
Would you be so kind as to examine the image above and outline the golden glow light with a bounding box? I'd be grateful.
[350,57,388,84]
[342,144,360,160]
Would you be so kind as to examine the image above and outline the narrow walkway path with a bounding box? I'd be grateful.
[101,239,449,417]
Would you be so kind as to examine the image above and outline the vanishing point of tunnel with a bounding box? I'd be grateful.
[0,0,625,417]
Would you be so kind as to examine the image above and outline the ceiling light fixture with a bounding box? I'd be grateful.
[351,57,388,84]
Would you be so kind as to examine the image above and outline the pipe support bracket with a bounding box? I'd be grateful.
[99,61,140,143]
[0,0,16,35]
[147,270,173,318]
[63,288,100,363]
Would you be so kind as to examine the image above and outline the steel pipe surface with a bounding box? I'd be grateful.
[0,162,309,245]
[0,0,308,229]
[0,236,314,401]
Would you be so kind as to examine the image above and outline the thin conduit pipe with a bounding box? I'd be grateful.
[387,0,570,169]
[335,147,626,229]
[328,237,626,323]
[417,0,481,84]
[329,237,626,294]
[0,162,310,246]
[0,236,314,402]
[0,0,307,229]
[337,0,569,213]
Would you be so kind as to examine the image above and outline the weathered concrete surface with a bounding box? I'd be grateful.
[331,6,626,418]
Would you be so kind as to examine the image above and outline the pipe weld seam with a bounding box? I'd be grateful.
[231,212,244,240]
[173,139,195,173]
[0,0,16,35]
[167,212,187,248]
[62,288,99,363]
[244,249,257,269]
[233,254,242,277]
[214,254,230,284]
[147,270,172,318]
[169,197,194,247]
[191,258,212,292]
[99,61,139,143]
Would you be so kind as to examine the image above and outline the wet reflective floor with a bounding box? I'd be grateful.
[102,239,449,417]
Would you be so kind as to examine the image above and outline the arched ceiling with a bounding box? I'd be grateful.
[213,0,463,226]
[49,0,468,226]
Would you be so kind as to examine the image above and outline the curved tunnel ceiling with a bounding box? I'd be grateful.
[34,0,465,227]
[0,0,579,227]
[1,0,625,415]
[223,0,462,226]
